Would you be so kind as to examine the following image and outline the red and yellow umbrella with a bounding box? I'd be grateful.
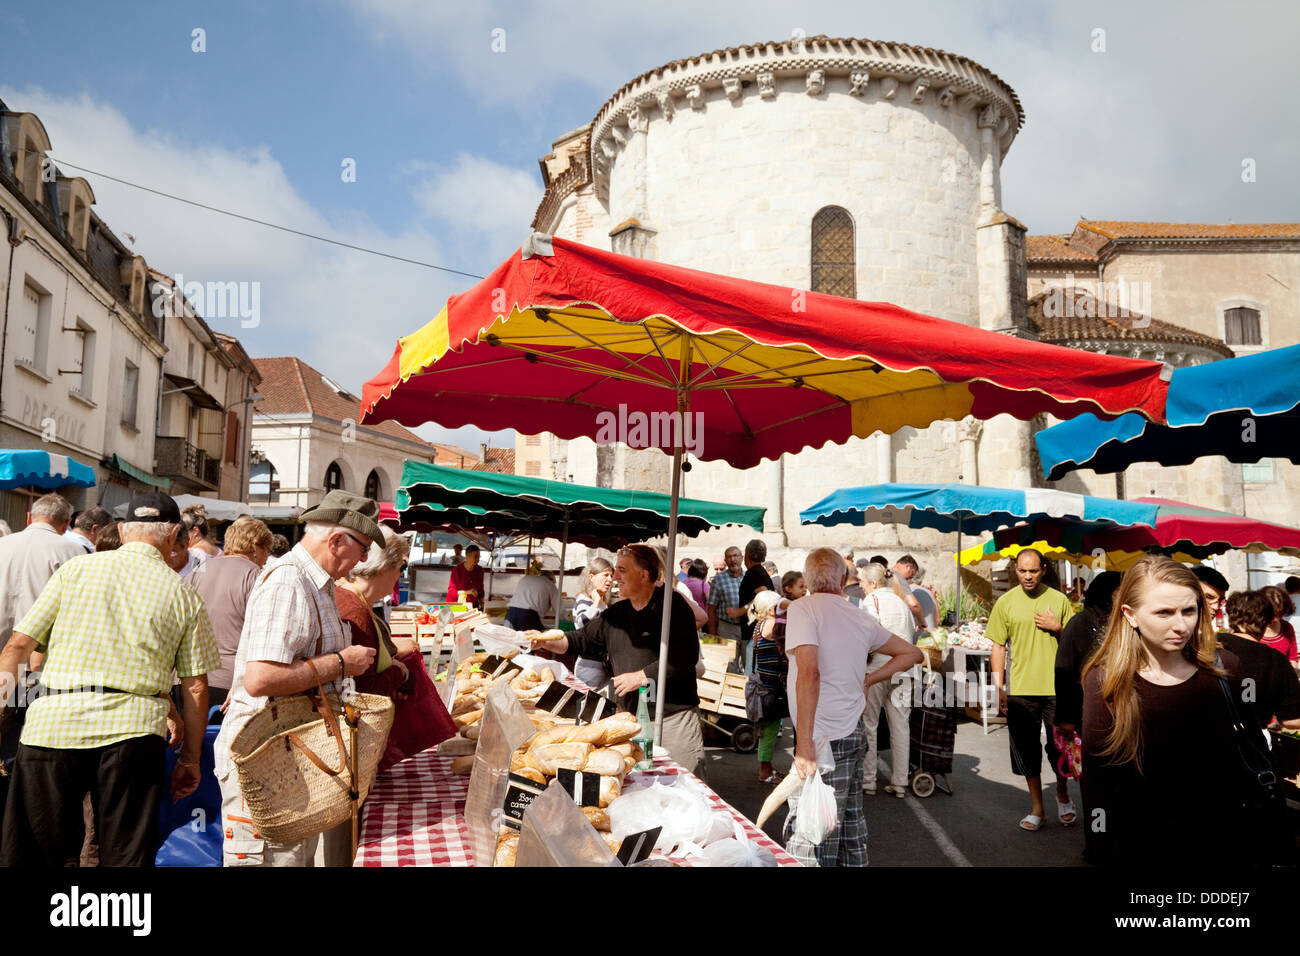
[362,237,1168,470]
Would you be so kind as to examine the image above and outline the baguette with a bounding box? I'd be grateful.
[514,767,546,785]
[598,774,622,808]
[449,755,475,775]
[562,724,606,745]
[439,735,476,756]
[452,709,483,730]
[464,723,481,742]
[450,695,479,717]
[528,725,572,750]
[582,748,625,776]
[532,742,592,776]
[581,806,611,831]
[494,829,518,868]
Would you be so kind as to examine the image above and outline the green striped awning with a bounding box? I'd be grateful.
[104,454,170,489]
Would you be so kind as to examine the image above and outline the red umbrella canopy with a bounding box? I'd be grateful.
[361,236,1169,469]
[993,496,1300,558]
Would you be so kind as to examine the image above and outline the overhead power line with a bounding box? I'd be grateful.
[53,158,487,280]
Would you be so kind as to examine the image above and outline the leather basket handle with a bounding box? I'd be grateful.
[284,658,348,776]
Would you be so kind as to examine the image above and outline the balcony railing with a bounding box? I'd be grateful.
[155,436,218,490]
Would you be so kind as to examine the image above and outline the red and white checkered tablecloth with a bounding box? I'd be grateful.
[354,751,800,867]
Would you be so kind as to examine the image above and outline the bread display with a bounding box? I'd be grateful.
[581,807,610,831]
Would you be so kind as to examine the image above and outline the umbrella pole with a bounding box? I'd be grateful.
[556,510,569,629]
[654,336,691,756]
[956,515,962,629]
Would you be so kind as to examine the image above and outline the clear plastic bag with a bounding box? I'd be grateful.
[793,770,839,846]
[474,623,530,656]
[701,820,778,867]
[610,778,714,854]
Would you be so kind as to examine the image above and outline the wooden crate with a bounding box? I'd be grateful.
[697,669,749,719]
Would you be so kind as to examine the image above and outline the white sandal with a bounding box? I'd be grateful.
[1018,814,1043,832]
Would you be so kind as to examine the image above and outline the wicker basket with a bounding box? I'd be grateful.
[231,692,394,845]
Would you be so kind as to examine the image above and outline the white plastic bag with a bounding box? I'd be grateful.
[474,623,530,656]
[701,819,777,867]
[610,778,713,854]
[793,770,838,846]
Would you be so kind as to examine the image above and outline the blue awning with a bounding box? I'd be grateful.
[799,482,1159,535]
[1036,345,1300,480]
[0,449,97,490]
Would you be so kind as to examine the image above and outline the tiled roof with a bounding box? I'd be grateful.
[1025,234,1098,264]
[1076,221,1300,241]
[252,356,432,446]
[1028,289,1233,357]
[470,447,515,474]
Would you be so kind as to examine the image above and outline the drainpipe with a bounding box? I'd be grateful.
[1,210,16,410]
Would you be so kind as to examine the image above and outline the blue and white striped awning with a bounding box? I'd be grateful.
[0,449,97,490]
[799,482,1159,535]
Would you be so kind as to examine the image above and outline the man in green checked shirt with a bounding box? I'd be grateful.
[0,492,218,867]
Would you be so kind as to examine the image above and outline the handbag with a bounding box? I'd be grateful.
[228,566,395,845]
[745,674,788,721]
[1215,658,1293,864]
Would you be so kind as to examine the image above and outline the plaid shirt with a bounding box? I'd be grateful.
[708,570,743,614]
[214,544,351,780]
[15,542,218,750]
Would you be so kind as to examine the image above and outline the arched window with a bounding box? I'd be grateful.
[324,461,344,493]
[249,459,279,503]
[810,206,856,298]
[364,469,381,500]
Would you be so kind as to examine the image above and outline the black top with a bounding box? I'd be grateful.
[738,565,774,640]
[1054,606,1108,729]
[567,585,700,713]
[1080,661,1249,866]
[1218,632,1300,728]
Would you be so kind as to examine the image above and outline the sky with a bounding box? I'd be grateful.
[4,0,1297,449]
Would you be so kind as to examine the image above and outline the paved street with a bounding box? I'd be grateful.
[701,717,1090,867]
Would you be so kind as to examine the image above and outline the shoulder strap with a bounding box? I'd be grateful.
[1214,652,1277,791]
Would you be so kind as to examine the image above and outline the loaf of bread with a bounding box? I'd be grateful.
[532,742,592,775]
[581,806,611,831]
[449,755,475,775]
[528,725,573,750]
[594,712,642,746]
[599,774,622,808]
[607,741,644,762]
[450,694,480,717]
[452,709,483,730]
[463,723,481,741]
[601,832,622,855]
[494,829,518,868]
[582,748,625,777]
[562,724,606,745]
[513,767,546,785]
[439,735,475,756]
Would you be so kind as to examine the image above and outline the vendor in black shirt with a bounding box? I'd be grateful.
[735,539,774,674]
[530,544,705,777]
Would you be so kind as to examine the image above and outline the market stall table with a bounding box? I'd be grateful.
[354,750,801,867]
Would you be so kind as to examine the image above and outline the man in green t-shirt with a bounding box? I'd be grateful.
[986,549,1075,832]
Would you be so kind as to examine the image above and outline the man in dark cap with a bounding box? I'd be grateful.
[214,490,382,867]
[0,492,219,866]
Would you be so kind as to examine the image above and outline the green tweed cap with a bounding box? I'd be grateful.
[300,490,385,549]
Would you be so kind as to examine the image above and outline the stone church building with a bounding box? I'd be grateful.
[518,37,1300,587]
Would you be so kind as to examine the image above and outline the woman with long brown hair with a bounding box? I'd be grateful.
[1080,556,1250,866]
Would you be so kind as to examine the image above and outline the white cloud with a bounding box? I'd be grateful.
[408,153,542,263]
[1,85,466,404]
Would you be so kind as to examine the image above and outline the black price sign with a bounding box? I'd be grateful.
[479,655,523,680]
[501,772,547,830]
[616,826,661,866]
[576,690,617,725]
[536,682,584,718]
[555,767,602,807]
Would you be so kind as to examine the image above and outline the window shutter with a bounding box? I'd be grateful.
[225,411,240,464]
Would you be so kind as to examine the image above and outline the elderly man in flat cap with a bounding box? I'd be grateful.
[214,490,384,867]
[0,492,218,866]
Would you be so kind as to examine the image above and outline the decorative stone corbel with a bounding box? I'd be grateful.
[848,71,870,96]
[723,77,742,101]
[806,69,825,95]
[757,72,776,99]
[628,103,649,134]
[978,104,1000,129]
[655,89,675,121]
[911,77,929,103]
[880,76,899,99]
[685,84,705,110]
[957,93,981,114]
[938,87,957,108]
